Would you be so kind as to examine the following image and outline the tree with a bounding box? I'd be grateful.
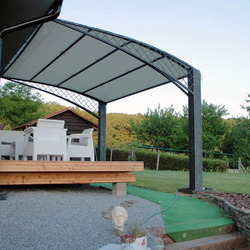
[0,82,45,128]
[241,93,250,116]
[221,118,250,166]
[170,105,189,150]
[168,100,228,152]
[131,100,229,153]
[201,100,229,152]
[131,105,179,149]
[43,101,67,115]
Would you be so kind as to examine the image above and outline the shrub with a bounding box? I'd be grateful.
[106,147,130,161]
[203,158,227,172]
[106,147,227,172]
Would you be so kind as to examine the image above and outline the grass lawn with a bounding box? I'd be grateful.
[129,170,250,194]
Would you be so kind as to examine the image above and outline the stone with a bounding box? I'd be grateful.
[102,210,112,220]
[112,229,127,237]
[120,203,130,209]
[0,192,7,200]
[125,200,137,204]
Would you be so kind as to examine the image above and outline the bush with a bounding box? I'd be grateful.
[106,147,227,172]
[106,147,130,161]
[136,151,189,171]
[203,158,227,172]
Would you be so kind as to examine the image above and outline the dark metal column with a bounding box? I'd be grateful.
[188,69,203,192]
[0,37,2,75]
[98,101,107,161]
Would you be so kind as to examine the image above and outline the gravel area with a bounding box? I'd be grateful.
[0,185,165,250]
[196,191,250,210]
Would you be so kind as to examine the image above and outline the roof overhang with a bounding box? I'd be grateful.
[1,19,197,105]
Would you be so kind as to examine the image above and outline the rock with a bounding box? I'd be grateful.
[0,192,7,200]
[120,203,130,209]
[112,229,127,237]
[125,200,137,204]
[145,227,175,246]
[102,210,112,219]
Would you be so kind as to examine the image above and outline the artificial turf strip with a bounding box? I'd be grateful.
[160,196,234,241]
[92,184,234,242]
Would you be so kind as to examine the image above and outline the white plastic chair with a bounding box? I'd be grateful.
[23,119,67,161]
[0,130,25,160]
[67,128,95,161]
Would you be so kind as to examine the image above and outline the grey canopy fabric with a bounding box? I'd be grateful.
[2,19,196,104]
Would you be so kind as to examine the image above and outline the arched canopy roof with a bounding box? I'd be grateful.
[1,19,198,107]
[0,16,203,193]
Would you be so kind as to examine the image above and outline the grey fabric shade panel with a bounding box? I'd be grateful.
[2,19,195,103]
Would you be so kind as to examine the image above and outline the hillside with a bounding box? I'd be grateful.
[43,102,142,146]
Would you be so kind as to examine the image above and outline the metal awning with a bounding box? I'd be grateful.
[0,16,203,192]
[1,19,196,105]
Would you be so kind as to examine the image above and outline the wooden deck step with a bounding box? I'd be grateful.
[0,160,144,186]
[0,160,144,172]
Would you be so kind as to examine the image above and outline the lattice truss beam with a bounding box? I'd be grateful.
[12,79,99,118]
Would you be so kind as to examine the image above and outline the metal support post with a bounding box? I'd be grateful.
[98,101,107,161]
[187,69,203,192]
[0,37,2,75]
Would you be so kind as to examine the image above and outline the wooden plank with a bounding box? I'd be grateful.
[0,160,144,172]
[0,172,136,185]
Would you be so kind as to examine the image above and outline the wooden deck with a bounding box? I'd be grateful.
[0,160,144,185]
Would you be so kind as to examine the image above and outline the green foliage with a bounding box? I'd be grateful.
[241,93,250,116]
[71,107,142,146]
[136,151,190,171]
[201,100,229,152]
[170,106,189,150]
[43,101,67,115]
[203,158,228,172]
[131,101,229,153]
[221,117,250,166]
[0,82,45,127]
[131,105,180,149]
[106,147,130,161]
[127,221,145,237]
[106,113,141,146]
[106,147,227,172]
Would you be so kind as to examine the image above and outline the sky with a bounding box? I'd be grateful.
[10,0,250,117]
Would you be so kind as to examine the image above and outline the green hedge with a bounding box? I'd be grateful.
[202,158,227,172]
[106,147,227,172]
[106,147,130,161]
